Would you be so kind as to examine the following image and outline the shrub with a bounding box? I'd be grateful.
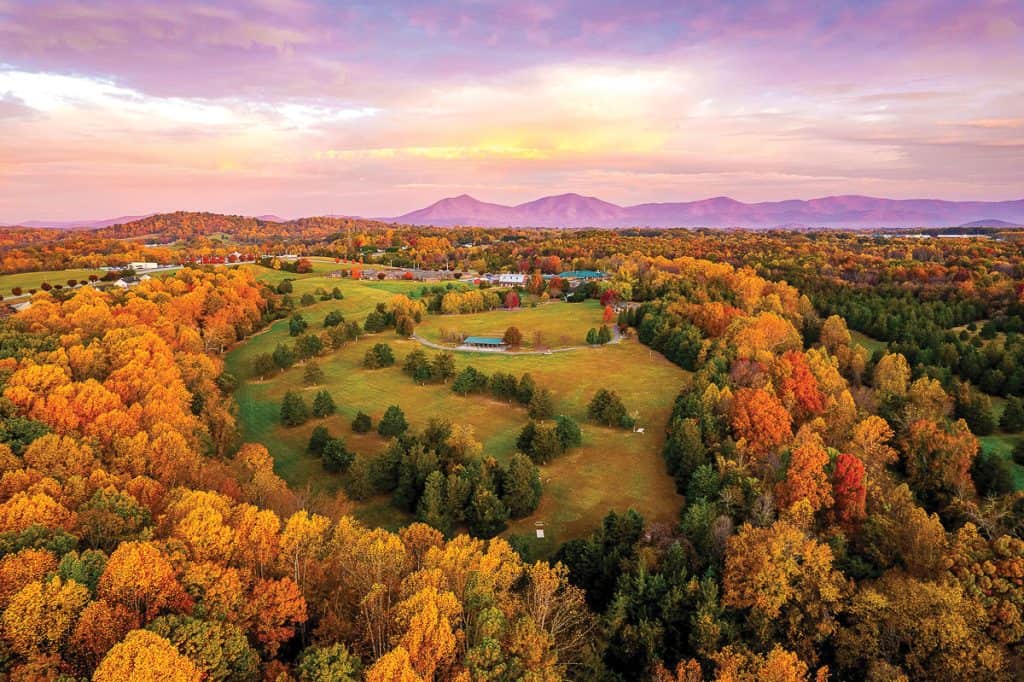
[351,412,373,433]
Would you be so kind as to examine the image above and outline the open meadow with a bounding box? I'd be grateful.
[226,269,687,550]
[0,267,106,297]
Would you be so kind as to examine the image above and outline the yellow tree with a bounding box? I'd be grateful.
[93,629,203,682]
[723,519,848,661]
[1,576,90,657]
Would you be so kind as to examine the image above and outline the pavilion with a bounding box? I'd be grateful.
[462,336,508,350]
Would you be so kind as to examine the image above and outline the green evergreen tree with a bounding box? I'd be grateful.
[280,391,309,427]
[252,353,276,379]
[377,405,408,437]
[502,453,542,518]
[529,423,563,464]
[289,312,308,337]
[517,373,536,405]
[295,333,323,359]
[528,387,555,420]
[432,352,456,383]
[272,343,295,371]
[416,470,451,535]
[308,425,331,456]
[468,485,509,538]
[555,415,582,450]
[323,310,344,328]
[312,389,336,417]
[597,324,612,344]
[351,411,373,433]
[1000,396,1024,432]
[322,438,354,472]
[586,327,598,344]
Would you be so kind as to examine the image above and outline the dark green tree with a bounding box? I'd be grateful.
[1000,396,1024,432]
[555,415,583,450]
[322,438,354,472]
[272,343,295,371]
[312,389,336,417]
[502,453,542,518]
[289,313,308,337]
[280,391,309,427]
[416,470,451,535]
[378,405,408,437]
[432,352,456,383]
[528,387,555,420]
[468,485,509,538]
[351,411,373,433]
[363,343,395,369]
[308,425,331,456]
[252,353,276,380]
[324,310,344,328]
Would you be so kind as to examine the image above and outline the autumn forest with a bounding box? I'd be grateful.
[0,214,1018,682]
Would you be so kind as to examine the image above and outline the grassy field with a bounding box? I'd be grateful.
[979,433,1024,489]
[416,300,606,349]
[0,268,106,297]
[225,272,687,550]
[850,330,887,355]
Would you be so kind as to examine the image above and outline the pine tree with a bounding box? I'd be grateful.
[378,405,408,437]
[252,353,276,379]
[416,470,451,535]
[303,361,325,386]
[322,438,354,472]
[586,328,598,345]
[597,324,612,344]
[517,373,536,405]
[468,485,509,538]
[280,391,309,427]
[272,343,295,371]
[502,453,542,518]
[555,415,582,450]
[1000,396,1024,432]
[312,389,336,417]
[528,388,555,421]
[351,411,373,433]
[308,425,331,455]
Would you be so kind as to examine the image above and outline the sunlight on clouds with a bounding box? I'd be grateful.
[0,69,377,131]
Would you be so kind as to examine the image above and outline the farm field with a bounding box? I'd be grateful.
[415,298,606,349]
[0,268,105,297]
[226,272,687,550]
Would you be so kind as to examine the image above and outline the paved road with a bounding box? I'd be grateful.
[411,323,622,356]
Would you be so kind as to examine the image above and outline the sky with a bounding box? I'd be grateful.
[0,0,1022,222]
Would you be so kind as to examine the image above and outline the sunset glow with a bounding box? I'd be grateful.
[1,0,1022,221]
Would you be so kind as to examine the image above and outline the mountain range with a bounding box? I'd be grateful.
[5,194,1024,230]
[390,193,1024,229]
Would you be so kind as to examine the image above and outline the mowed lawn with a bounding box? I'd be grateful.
[0,268,106,297]
[226,275,687,547]
[417,300,606,349]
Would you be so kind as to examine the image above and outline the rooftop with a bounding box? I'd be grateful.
[463,336,506,346]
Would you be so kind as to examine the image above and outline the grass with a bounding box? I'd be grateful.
[416,300,606,349]
[979,433,1024,490]
[0,268,106,297]
[225,277,687,548]
[850,330,887,355]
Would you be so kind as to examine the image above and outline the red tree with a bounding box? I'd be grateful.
[832,453,867,530]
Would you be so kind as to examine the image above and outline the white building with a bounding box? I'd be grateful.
[128,262,159,270]
[112,279,130,289]
[496,273,526,287]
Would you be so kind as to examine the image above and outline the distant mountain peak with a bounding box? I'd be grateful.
[390,192,1024,228]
